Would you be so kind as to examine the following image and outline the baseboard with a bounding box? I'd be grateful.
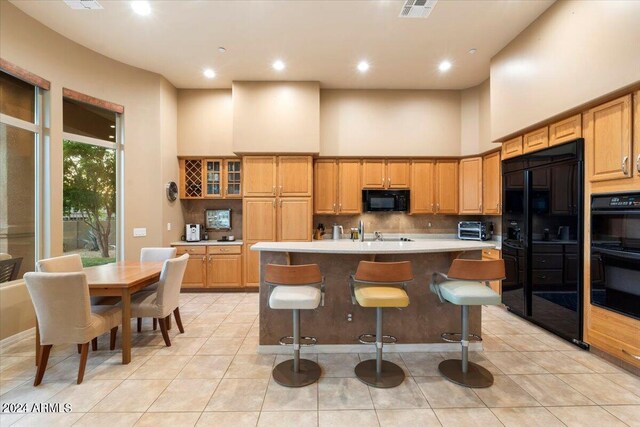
[0,327,35,347]
[258,342,483,354]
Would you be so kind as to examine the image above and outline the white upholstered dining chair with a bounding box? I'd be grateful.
[127,254,188,347]
[137,247,177,332]
[24,272,122,385]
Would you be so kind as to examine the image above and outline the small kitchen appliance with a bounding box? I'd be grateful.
[457,221,493,241]
[185,224,202,242]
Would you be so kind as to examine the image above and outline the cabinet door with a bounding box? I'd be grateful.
[386,160,410,188]
[501,136,523,160]
[278,156,313,197]
[243,198,276,241]
[362,160,385,188]
[243,156,277,197]
[459,157,483,214]
[435,161,459,214]
[337,160,361,215]
[207,254,242,288]
[482,249,502,295]
[204,159,223,198]
[224,159,242,198]
[410,160,435,214]
[523,127,549,154]
[584,95,632,182]
[482,152,501,215]
[549,114,581,147]
[551,164,574,215]
[314,160,337,214]
[179,158,203,199]
[278,198,312,241]
[182,255,206,288]
[244,241,260,288]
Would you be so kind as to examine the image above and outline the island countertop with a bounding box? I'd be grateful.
[250,239,495,254]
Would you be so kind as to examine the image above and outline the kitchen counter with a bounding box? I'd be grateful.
[251,239,495,254]
[171,240,243,246]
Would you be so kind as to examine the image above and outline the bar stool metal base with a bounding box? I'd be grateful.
[355,359,405,388]
[438,359,494,388]
[272,359,321,388]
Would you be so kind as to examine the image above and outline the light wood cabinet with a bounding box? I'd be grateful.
[435,160,459,214]
[584,95,633,183]
[243,156,277,196]
[549,114,581,147]
[179,158,204,199]
[244,242,260,288]
[180,158,242,200]
[482,151,501,215]
[176,246,206,288]
[207,254,242,288]
[523,127,549,154]
[587,305,640,368]
[635,90,640,187]
[314,160,337,214]
[337,160,361,214]
[224,159,242,198]
[314,159,361,215]
[278,198,312,241]
[501,136,523,160]
[278,156,313,197]
[410,160,435,214]
[482,248,502,295]
[175,245,242,289]
[362,159,410,189]
[243,198,277,241]
[459,157,483,214]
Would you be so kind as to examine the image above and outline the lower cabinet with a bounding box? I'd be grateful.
[174,244,243,289]
[176,246,207,288]
[482,248,502,295]
[244,241,260,289]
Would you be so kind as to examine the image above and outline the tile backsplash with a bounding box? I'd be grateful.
[181,199,243,241]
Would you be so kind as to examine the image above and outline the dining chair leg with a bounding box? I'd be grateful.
[91,337,98,351]
[77,344,82,354]
[34,344,52,386]
[173,308,185,334]
[77,342,89,384]
[158,317,172,347]
[167,314,172,330]
[110,327,118,350]
[153,318,157,330]
[137,318,142,333]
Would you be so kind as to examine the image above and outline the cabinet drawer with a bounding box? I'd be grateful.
[532,254,563,269]
[175,246,206,255]
[588,306,640,367]
[208,245,242,255]
[532,244,563,254]
[531,270,563,285]
[482,249,500,260]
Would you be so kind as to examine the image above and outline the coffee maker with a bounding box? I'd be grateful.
[185,224,202,242]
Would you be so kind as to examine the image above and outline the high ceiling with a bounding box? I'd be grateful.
[11,0,554,89]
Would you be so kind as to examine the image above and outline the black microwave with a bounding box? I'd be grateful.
[362,190,410,212]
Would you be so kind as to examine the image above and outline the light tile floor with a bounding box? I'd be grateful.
[1,293,639,426]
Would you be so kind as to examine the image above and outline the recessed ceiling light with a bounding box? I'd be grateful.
[131,1,151,16]
[438,60,452,72]
[468,48,477,54]
[272,60,285,71]
[203,68,216,79]
[218,47,226,53]
[357,61,370,73]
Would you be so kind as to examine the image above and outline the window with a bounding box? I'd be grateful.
[62,98,120,267]
[0,71,42,280]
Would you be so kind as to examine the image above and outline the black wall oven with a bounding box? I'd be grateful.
[362,190,409,212]
[591,192,640,320]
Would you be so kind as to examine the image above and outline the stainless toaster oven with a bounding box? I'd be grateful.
[458,221,493,241]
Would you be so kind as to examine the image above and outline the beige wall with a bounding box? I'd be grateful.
[320,89,461,156]
[491,0,640,141]
[177,89,233,156]
[460,79,492,156]
[233,81,320,154]
[0,1,180,260]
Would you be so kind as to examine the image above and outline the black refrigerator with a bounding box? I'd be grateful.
[501,139,587,348]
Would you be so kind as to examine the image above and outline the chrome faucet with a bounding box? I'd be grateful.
[374,231,384,241]
[358,220,365,242]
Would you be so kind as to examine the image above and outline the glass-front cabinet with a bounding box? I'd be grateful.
[205,159,223,198]
[179,157,242,200]
[225,159,242,198]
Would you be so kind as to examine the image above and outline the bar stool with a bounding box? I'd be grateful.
[349,261,412,388]
[431,258,505,388]
[265,264,325,387]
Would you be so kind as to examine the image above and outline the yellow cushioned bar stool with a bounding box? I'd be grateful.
[431,258,505,388]
[349,261,412,388]
[265,264,325,387]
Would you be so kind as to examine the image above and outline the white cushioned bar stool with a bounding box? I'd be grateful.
[265,264,325,387]
[349,261,412,388]
[431,258,505,388]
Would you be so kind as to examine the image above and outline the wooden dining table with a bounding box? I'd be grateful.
[35,261,163,365]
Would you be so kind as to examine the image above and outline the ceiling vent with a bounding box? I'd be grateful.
[399,0,438,18]
[64,0,103,10]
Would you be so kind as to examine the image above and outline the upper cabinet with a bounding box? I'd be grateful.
[314,159,361,215]
[435,160,459,214]
[501,136,523,160]
[523,127,549,154]
[482,151,502,215]
[243,155,312,197]
[362,159,410,189]
[410,160,435,214]
[584,94,633,183]
[549,114,582,147]
[459,157,483,214]
[314,160,337,214]
[179,157,242,200]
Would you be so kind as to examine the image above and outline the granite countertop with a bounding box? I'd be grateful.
[171,240,243,246]
[250,239,495,254]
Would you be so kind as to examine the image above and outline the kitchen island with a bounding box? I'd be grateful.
[251,239,496,353]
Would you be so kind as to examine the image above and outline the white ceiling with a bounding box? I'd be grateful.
[11,0,554,89]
